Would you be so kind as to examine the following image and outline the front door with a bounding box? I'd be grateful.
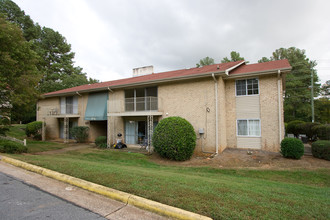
[125,121,137,144]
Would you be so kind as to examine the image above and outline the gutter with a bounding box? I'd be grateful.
[278,70,282,145]
[212,73,219,155]
[225,67,291,79]
[225,61,246,75]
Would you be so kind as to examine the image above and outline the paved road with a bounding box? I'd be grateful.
[0,171,104,220]
[0,161,167,220]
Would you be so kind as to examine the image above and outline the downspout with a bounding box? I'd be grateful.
[277,70,282,145]
[212,73,219,155]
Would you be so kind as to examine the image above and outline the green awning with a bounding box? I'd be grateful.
[84,92,108,121]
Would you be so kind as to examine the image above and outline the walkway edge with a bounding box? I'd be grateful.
[1,156,212,220]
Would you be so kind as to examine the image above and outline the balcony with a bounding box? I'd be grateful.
[43,104,80,118]
[108,97,163,116]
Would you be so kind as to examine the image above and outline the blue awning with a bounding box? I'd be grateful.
[84,92,108,121]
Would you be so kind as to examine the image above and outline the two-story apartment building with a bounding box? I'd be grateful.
[37,59,291,153]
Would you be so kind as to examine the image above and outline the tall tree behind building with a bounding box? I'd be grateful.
[221,51,245,63]
[0,15,41,123]
[0,0,98,122]
[258,47,320,122]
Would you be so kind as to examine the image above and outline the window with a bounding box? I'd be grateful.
[60,96,78,114]
[124,87,158,111]
[236,78,259,96]
[237,119,260,136]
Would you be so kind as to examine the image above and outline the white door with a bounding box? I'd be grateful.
[125,121,137,144]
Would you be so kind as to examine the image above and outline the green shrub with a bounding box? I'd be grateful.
[280,137,304,159]
[95,136,107,148]
[312,140,330,161]
[0,139,27,154]
[153,116,196,161]
[286,120,305,138]
[70,126,89,143]
[312,124,330,140]
[26,121,43,140]
[0,116,10,136]
[297,122,320,141]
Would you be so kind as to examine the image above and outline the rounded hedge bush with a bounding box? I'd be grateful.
[70,126,89,143]
[0,140,27,154]
[312,140,330,161]
[26,121,43,139]
[312,124,330,140]
[153,116,196,161]
[95,136,107,148]
[286,120,305,138]
[280,137,304,159]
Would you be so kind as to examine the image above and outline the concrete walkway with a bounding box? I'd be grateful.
[0,161,167,220]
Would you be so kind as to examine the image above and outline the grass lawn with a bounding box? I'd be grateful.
[10,148,330,220]
[4,124,69,153]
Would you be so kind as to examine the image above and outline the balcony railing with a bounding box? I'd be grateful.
[108,97,161,114]
[42,104,79,116]
[125,97,158,112]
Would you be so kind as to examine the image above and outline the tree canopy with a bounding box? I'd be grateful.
[196,56,215,67]
[221,51,245,63]
[0,15,41,123]
[259,47,320,122]
[0,0,98,122]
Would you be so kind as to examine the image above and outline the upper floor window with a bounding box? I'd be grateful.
[60,96,78,114]
[125,87,158,111]
[236,78,259,96]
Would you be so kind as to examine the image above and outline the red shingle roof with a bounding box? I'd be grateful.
[44,59,290,97]
[230,59,291,75]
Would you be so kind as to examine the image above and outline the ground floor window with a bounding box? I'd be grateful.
[59,119,78,139]
[237,119,260,136]
[125,119,158,145]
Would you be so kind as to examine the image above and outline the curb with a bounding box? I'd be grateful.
[1,156,212,220]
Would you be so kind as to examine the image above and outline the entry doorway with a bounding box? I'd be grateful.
[59,119,78,139]
[125,119,157,145]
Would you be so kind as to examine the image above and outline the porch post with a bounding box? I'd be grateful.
[42,117,46,141]
[64,117,69,143]
[107,116,111,148]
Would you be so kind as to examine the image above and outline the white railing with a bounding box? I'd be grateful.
[42,105,79,116]
[108,97,160,113]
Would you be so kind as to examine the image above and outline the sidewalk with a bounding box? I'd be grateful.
[0,161,167,220]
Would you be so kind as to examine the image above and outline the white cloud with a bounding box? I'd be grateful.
[14,0,330,83]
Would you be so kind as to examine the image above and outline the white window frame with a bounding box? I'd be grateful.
[60,96,78,114]
[235,78,259,96]
[236,119,261,137]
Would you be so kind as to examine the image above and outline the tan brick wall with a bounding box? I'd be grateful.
[259,75,283,152]
[218,76,227,152]
[108,90,125,145]
[158,78,217,153]
[37,97,60,139]
[225,79,237,148]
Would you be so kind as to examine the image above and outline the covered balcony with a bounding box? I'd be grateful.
[108,96,163,116]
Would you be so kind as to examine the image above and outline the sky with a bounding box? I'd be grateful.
[14,0,330,84]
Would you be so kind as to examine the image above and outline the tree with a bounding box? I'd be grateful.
[0,0,99,122]
[320,80,330,98]
[35,27,97,93]
[315,80,330,124]
[221,51,245,63]
[259,47,320,122]
[258,57,271,63]
[0,0,41,41]
[196,56,215,67]
[0,15,41,124]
